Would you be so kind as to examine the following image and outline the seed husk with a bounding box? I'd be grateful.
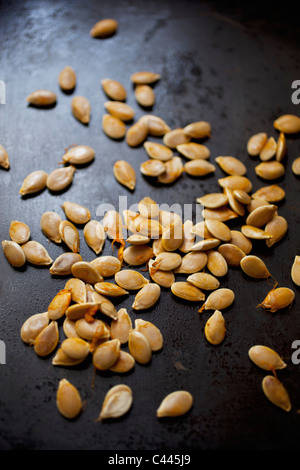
[174,251,207,274]
[71,95,91,124]
[62,201,91,225]
[49,252,82,276]
[143,141,173,161]
[156,390,193,418]
[93,338,120,370]
[34,320,59,356]
[265,215,288,247]
[218,175,252,193]
[187,272,220,290]
[20,312,49,344]
[135,319,163,351]
[232,189,252,205]
[171,281,205,301]
[276,132,287,162]
[199,288,235,312]
[90,18,118,38]
[240,255,270,279]
[26,89,56,106]
[183,121,211,139]
[140,159,166,177]
[84,220,105,255]
[132,283,161,310]
[190,238,220,252]
[206,250,228,277]
[184,159,216,176]
[135,84,155,107]
[241,225,273,240]
[248,345,287,371]
[151,252,182,271]
[258,287,295,312]
[292,157,300,176]
[19,170,48,196]
[148,259,175,288]
[104,100,135,121]
[56,378,82,419]
[215,156,247,176]
[40,211,62,243]
[128,329,152,363]
[101,78,127,101]
[91,255,121,277]
[229,230,252,254]
[223,187,245,217]
[46,165,76,192]
[204,310,226,345]
[217,243,246,267]
[109,350,135,373]
[177,142,210,160]
[0,144,10,169]
[273,114,300,134]
[48,289,72,320]
[123,244,154,266]
[65,278,86,303]
[130,71,161,85]
[197,192,228,209]
[98,384,133,421]
[126,119,148,147]
[21,240,53,266]
[259,136,277,161]
[291,256,300,286]
[252,184,285,203]
[205,218,231,242]
[246,204,277,228]
[255,161,285,180]
[163,128,191,149]
[115,269,149,290]
[139,114,170,136]
[157,156,183,184]
[262,376,291,412]
[59,220,80,252]
[110,308,132,344]
[247,132,268,156]
[113,160,136,190]
[2,240,26,268]
[71,261,103,284]
[65,302,99,321]
[58,66,76,91]
[62,145,95,165]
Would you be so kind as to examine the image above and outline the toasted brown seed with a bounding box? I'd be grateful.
[252,184,285,203]
[65,302,99,321]
[148,259,175,288]
[183,121,211,139]
[98,384,133,420]
[93,339,121,370]
[104,101,135,121]
[215,156,247,176]
[265,215,288,247]
[115,269,149,290]
[177,142,210,160]
[202,206,239,222]
[90,256,121,277]
[151,252,182,271]
[20,312,49,344]
[262,376,291,412]
[217,243,246,267]
[292,157,300,175]
[59,220,80,253]
[158,156,184,184]
[232,189,252,205]
[102,113,126,139]
[218,175,252,193]
[34,320,59,356]
[197,192,228,209]
[48,289,72,320]
[156,390,193,418]
[21,240,53,266]
[174,251,207,274]
[46,165,76,192]
[199,288,234,312]
[49,252,82,275]
[246,204,277,227]
[56,378,82,419]
[75,317,108,341]
[276,132,287,162]
[135,319,163,351]
[65,278,86,303]
[19,170,48,196]
[259,136,277,161]
[273,114,300,134]
[94,281,128,297]
[71,95,91,124]
[206,250,228,277]
[171,281,205,301]
[223,187,245,217]
[40,211,62,244]
[255,161,285,180]
[52,348,84,366]
[291,256,300,286]
[139,114,170,136]
[135,84,155,107]
[84,220,105,255]
[130,71,161,85]
[204,310,226,345]
[128,329,152,363]
[62,145,95,165]
[241,225,273,240]
[90,18,118,38]
[113,160,136,190]
[123,244,154,266]
[248,345,287,371]
[143,141,173,161]
[163,128,191,149]
[132,283,161,310]
[229,230,252,254]
[8,220,30,245]
[101,78,127,101]
[140,159,166,177]
[184,159,216,176]
[109,350,135,373]
[62,201,91,225]
[205,219,231,242]
[240,255,270,279]
[110,308,132,344]
[71,261,103,284]
[258,287,295,312]
[187,272,220,290]
[126,119,148,147]
[0,144,10,169]
[26,89,56,106]
[190,238,221,252]
[58,66,76,91]
[247,132,268,156]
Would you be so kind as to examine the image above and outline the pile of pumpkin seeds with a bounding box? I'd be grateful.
[1,17,300,421]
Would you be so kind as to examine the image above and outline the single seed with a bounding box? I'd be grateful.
[132,283,161,310]
[171,281,205,301]
[98,384,133,421]
[48,289,72,320]
[90,18,118,38]
[143,141,173,161]
[233,189,251,205]
[259,136,277,161]
[75,318,108,341]
[40,211,62,243]
[94,281,128,297]
[65,278,86,303]
[61,337,90,361]
[62,201,91,225]
[101,78,127,101]
[199,288,235,312]
[128,214,162,237]
[138,197,159,219]
[240,255,270,279]
[206,250,228,277]
[130,71,161,85]
[248,345,287,371]
[140,159,166,177]
[93,339,121,370]
[255,161,285,180]
[252,184,285,203]
[262,376,291,412]
[247,132,268,156]
[34,320,59,356]
[113,160,136,190]
[217,243,246,267]
[126,119,148,147]
[148,259,175,288]
[202,206,238,222]
[71,95,91,124]
[104,101,135,121]
[187,272,220,290]
[273,114,300,134]
[110,308,132,344]
[218,175,252,193]
[177,142,210,160]
[135,84,155,107]
[139,114,170,136]
[204,310,226,345]
[184,159,216,176]
[26,89,56,106]
[135,319,163,351]
[247,197,271,213]
[128,329,152,363]
[56,379,82,419]
[223,187,245,217]
[246,204,277,227]
[127,234,151,245]
[91,291,118,320]
[156,391,193,418]
[123,244,154,266]
[191,221,212,239]
[103,210,125,247]
[52,348,84,366]
[183,121,211,139]
[2,240,26,268]
[59,220,80,252]
[151,252,182,271]
[21,240,53,266]
[65,302,99,321]
[62,145,95,165]
[229,230,252,254]
[19,170,48,196]
[0,144,10,169]
[196,192,228,209]
[292,157,300,176]
[159,210,182,229]
[84,219,105,255]
[46,165,76,192]
[158,156,184,184]
[49,252,82,275]
[190,238,220,252]
[102,113,126,140]
[241,225,273,240]
[291,256,300,286]
[90,255,121,277]
[174,251,207,274]
[109,350,135,373]
[163,128,191,149]
[71,261,103,284]
[58,66,76,91]
[115,269,149,290]
[258,287,295,312]
[276,132,287,162]
[205,218,232,242]
[215,156,247,176]
[179,220,196,253]
[20,312,49,344]
[265,215,288,247]
[161,222,184,252]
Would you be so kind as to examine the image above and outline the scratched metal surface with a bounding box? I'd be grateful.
[0,0,300,450]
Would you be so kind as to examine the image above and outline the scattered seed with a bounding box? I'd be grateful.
[197,192,228,209]
[46,165,76,192]
[251,184,285,203]
[71,261,103,284]
[135,319,163,351]
[20,312,49,344]
[126,234,151,245]
[247,197,270,213]
[218,175,252,193]
[255,161,285,180]
[123,244,154,266]
[104,100,135,121]
[101,78,127,101]
[206,250,228,277]
[0,144,10,169]
[75,317,108,341]
[202,206,238,222]
[291,256,300,286]
[135,84,155,107]
[258,287,295,312]
[241,225,273,240]
[58,66,76,91]
[34,320,59,356]
[113,160,136,190]
[190,238,220,252]
[205,218,231,242]
[65,302,99,321]
[177,142,210,160]
[292,157,300,176]
[259,136,277,161]
[163,128,191,149]
[159,210,182,228]
[90,18,118,38]
[48,289,72,320]
[246,204,277,227]
[90,255,121,277]
[262,375,291,412]
[8,220,30,245]
[174,251,207,274]
[156,390,193,418]
[65,278,86,303]
[240,255,270,279]
[184,159,216,176]
[102,113,126,140]
[61,337,90,361]
[109,350,135,373]
[273,114,300,134]
[126,119,148,147]
[247,132,268,156]
[148,259,175,288]
[19,170,48,196]
[215,156,247,176]
[248,345,287,371]
[276,132,287,162]
[40,211,62,243]
[204,310,226,345]
[62,201,91,225]
[217,243,246,267]
[110,307,132,344]
[143,141,173,161]
[71,95,91,124]
[132,283,161,310]
[232,189,251,205]
[151,252,182,271]
[187,272,220,290]
[265,215,288,247]
[94,281,128,297]
[158,156,184,184]
[21,240,53,266]
[115,269,149,290]
[62,145,95,165]
[128,329,152,363]
[140,159,166,177]
[223,187,245,217]
[52,348,84,366]
[93,338,121,370]
[49,252,82,275]
[83,219,105,255]
[171,281,205,301]
[59,220,80,253]
[138,197,159,219]
[62,317,80,339]
[26,89,56,106]
[199,288,235,312]
[179,220,196,253]
[139,114,170,136]
[56,378,82,419]
[229,230,252,254]
[130,71,161,85]
[98,384,133,420]
[161,222,184,252]
[183,121,211,139]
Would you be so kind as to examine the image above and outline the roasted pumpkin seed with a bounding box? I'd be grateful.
[140,159,166,177]
[84,219,105,255]
[171,281,205,301]
[0,144,10,169]
[143,141,173,161]
[21,240,53,266]
[291,256,300,286]
[135,319,163,351]
[52,348,84,366]
[94,281,128,297]
[115,269,149,290]
[20,312,49,344]
[217,243,246,267]
[151,252,182,271]
[58,66,76,91]
[56,378,82,419]
[205,218,231,242]
[34,320,59,356]
[90,255,121,277]
[132,283,161,310]
[276,132,286,162]
[251,184,285,203]
[109,350,135,373]
[71,261,103,284]
[240,255,270,279]
[101,78,127,101]
[173,251,207,274]
[49,252,82,276]
[163,128,191,149]
[241,225,273,240]
[158,156,183,184]
[93,339,120,370]
[273,114,300,134]
[187,272,220,290]
[265,215,288,247]
[218,175,252,193]
[262,375,291,412]
[202,206,238,222]
[135,84,155,107]
[204,310,226,345]
[156,390,193,418]
[62,145,95,165]
[126,119,148,147]
[259,136,277,161]
[177,142,210,160]
[258,287,295,312]
[40,211,62,243]
[113,160,136,190]
[128,329,152,363]
[148,259,175,288]
[62,201,91,225]
[232,189,251,205]
[26,89,56,106]
[19,170,48,196]
[75,317,108,341]
[215,156,247,176]
[246,204,277,227]
[130,71,161,85]
[190,238,220,252]
[123,244,154,266]
[248,345,287,371]
[255,161,285,180]
[102,113,126,140]
[46,165,76,192]
[139,114,170,136]
[104,100,135,121]
[196,192,228,209]
[199,288,234,312]
[229,230,252,254]
[61,337,90,361]
[90,18,118,38]
[48,289,72,320]
[223,187,245,217]
[98,384,133,420]
[59,220,80,252]
[247,132,268,156]
[184,159,216,176]
[110,308,132,344]
[183,121,211,139]
[65,302,99,321]
[71,95,91,124]
[292,157,300,175]
[206,250,228,277]
[65,278,86,303]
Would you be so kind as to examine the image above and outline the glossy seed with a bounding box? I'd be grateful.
[62,145,95,165]
[0,144,10,169]
[184,159,216,176]
[262,376,291,412]
[248,345,287,371]
[265,215,288,247]
[19,170,48,196]
[71,261,103,284]
[247,197,270,213]
[163,128,191,149]
[223,187,245,217]
[109,350,135,373]
[240,255,270,279]
[58,66,76,91]
[135,319,163,351]
[130,71,161,85]
[183,121,211,139]
[40,211,62,243]
[179,220,196,253]
[52,348,84,366]
[104,100,135,121]
[123,244,154,266]
[113,160,136,190]
[156,390,193,418]
[241,225,273,240]
[56,379,82,419]
[138,197,159,219]
[75,317,108,341]
[276,132,286,162]
[61,337,90,361]
[132,283,161,310]
[98,384,133,421]
[101,78,127,101]
[143,141,173,161]
[62,201,91,225]
[115,269,149,290]
[259,136,277,161]
[65,302,99,321]
[83,220,105,255]
[71,95,90,124]
[187,272,220,290]
[128,329,152,363]
[161,222,184,252]
[48,289,72,320]
[197,192,228,209]
[46,165,76,192]
[229,230,252,254]
[140,159,166,177]
[59,220,80,252]
[233,189,252,205]
[246,204,277,228]
[20,312,49,344]
[273,114,300,134]
[135,84,155,107]
[255,161,285,180]
[218,175,252,193]
[199,288,234,312]
[171,281,205,301]
[91,291,118,320]
[49,252,82,275]
[65,278,86,303]
[151,252,181,271]
[93,339,120,370]
[205,219,231,242]
[21,240,52,266]
[8,221,30,246]
[174,251,207,274]
[110,308,132,344]
[139,114,170,136]
[190,238,220,252]
[291,256,300,286]
[292,157,300,175]
[94,281,128,297]
[252,184,285,203]
[90,18,118,38]
[204,310,226,345]
[215,156,247,176]
[177,142,210,160]
[157,156,184,184]
[247,132,268,156]
[191,220,211,239]
[102,113,126,140]
[148,259,175,288]
[126,119,148,147]
[91,255,121,277]
[26,89,56,106]
[258,287,295,312]
[34,320,59,356]
[202,206,238,222]
[206,250,228,277]
[217,243,246,267]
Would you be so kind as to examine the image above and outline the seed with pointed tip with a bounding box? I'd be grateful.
[113,160,136,190]
[98,384,133,421]
[259,136,277,161]
[132,283,161,310]
[135,84,155,107]
[115,269,149,290]
[71,261,103,284]
[128,329,152,363]
[62,201,91,225]
[21,240,53,266]
[291,256,300,286]
[46,165,76,192]
[126,119,148,147]
[184,159,216,176]
[143,141,173,161]
[62,145,95,165]
[58,66,76,91]
[48,289,72,320]
[262,375,291,412]
[110,308,132,344]
[163,128,191,149]
[104,101,135,121]
[65,302,99,321]
[265,215,288,247]
[34,321,59,356]
[171,281,205,301]
[90,255,121,277]
[140,159,166,177]
[218,175,252,193]
[49,252,82,275]
[135,319,163,351]
[255,161,285,180]
[101,78,127,101]
[199,288,235,312]
[197,192,228,209]
[61,337,90,361]
[251,184,285,203]
[102,113,126,139]
[273,114,300,134]
[56,378,82,419]
[215,156,246,176]
[187,272,220,291]
[71,95,90,124]
[139,115,170,136]
[247,132,267,156]
[90,18,118,38]
[20,312,49,344]
[217,243,246,267]
[84,219,105,255]
[109,350,135,373]
[177,142,210,160]
[26,89,56,106]
[174,251,207,274]
[248,345,287,371]
[240,255,270,279]
[93,339,120,370]
[156,391,193,417]
[123,244,154,266]
[258,287,295,312]
[204,310,226,345]
[2,240,26,267]
[130,71,161,85]
[40,211,62,243]
[59,220,80,253]
[206,250,228,277]
[0,144,10,169]
[19,170,48,196]
[183,121,211,139]
[65,278,86,303]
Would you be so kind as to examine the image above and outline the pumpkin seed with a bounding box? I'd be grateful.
[20,312,49,344]
[158,156,183,184]
[223,187,245,217]
[191,221,212,239]
[34,320,59,356]
[218,175,252,193]
[71,95,91,124]
[71,261,103,284]
[115,269,149,291]
[90,18,118,38]
[139,114,170,136]
[138,196,159,219]
[94,281,128,297]
[262,376,291,412]
[202,206,238,222]
[174,251,207,274]
[62,201,91,225]
[196,192,228,209]
[61,337,90,361]
[204,310,226,345]
[179,220,196,253]
[215,156,247,176]
[132,283,161,310]
[273,114,300,134]
[246,204,277,227]
[103,210,125,247]
[104,100,135,121]
[65,278,86,303]
[109,350,135,373]
[276,132,286,162]
[123,244,154,266]
[248,345,287,371]
[163,128,191,149]
[156,390,193,418]
[59,220,80,252]
[84,219,105,255]
[140,159,166,177]
[113,160,136,190]
[98,384,133,421]
[240,255,270,279]
[232,189,251,205]
[205,218,231,242]
[229,230,252,254]
[46,165,76,192]
[187,272,220,290]
[206,250,228,277]
[291,256,300,286]
[258,287,295,312]
[126,234,151,245]
[177,142,210,160]
[49,252,82,275]
[52,348,84,366]
[26,89,56,106]
[75,318,108,341]
[241,225,273,240]
[130,71,161,85]
[217,243,246,267]
[150,238,165,256]
[171,281,205,301]
[255,161,285,180]
[19,170,48,196]
[151,252,182,271]
[40,211,62,243]
[21,240,53,266]
[148,259,175,288]
[0,144,10,169]
[126,119,148,147]
[8,220,30,245]
[48,289,72,320]
[247,132,268,156]
[252,184,285,203]
[161,222,184,252]
[128,329,152,363]
[56,378,82,419]
[143,141,173,161]
[135,84,155,107]
[183,121,211,139]
[58,66,76,91]
[184,159,216,176]
[247,197,270,213]
[101,78,127,101]
[110,308,132,344]
[102,113,126,139]
[135,319,163,351]
[259,136,277,161]
[265,215,288,247]
[90,255,121,277]
[292,157,300,175]
[62,145,95,165]
[199,288,235,312]
[159,210,182,228]
[65,302,99,321]
[190,238,220,252]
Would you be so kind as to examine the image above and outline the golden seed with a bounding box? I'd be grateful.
[93,339,121,370]
[48,289,72,320]
[62,201,91,225]
[156,390,193,418]
[65,278,86,303]
[177,142,210,160]
[149,236,164,255]
[84,219,105,255]
[0,144,10,169]
[179,220,196,253]
[143,141,173,161]
[151,252,182,271]
[102,113,126,140]
[56,378,82,419]
[215,156,247,176]
[161,222,184,252]
[127,234,151,245]
[273,114,300,134]
[247,132,268,156]
[184,159,216,176]
[276,132,286,162]
[103,210,125,242]
[248,345,287,371]
[157,156,184,184]
[135,84,155,107]
[223,187,245,217]
[71,95,91,124]
[199,288,235,312]
[128,214,162,238]
[139,114,170,136]
[138,196,159,219]
[202,206,239,222]
[26,89,56,106]
[75,317,107,341]
[191,221,212,239]
[265,215,288,247]
[130,71,161,85]
[123,244,154,266]
[241,225,273,240]
[20,312,49,344]
[292,157,300,176]
[217,243,246,267]
[246,204,277,227]
[252,184,285,203]
[171,281,205,301]
[132,283,161,310]
[205,218,231,242]
[135,318,163,351]
[71,261,103,284]
[187,272,220,290]
[65,302,99,321]
[183,121,211,139]
[49,252,82,276]
[291,255,300,286]
[196,192,228,209]
[247,197,270,213]
[259,136,277,161]
[126,119,148,147]
[229,230,252,254]
[40,211,62,244]
[104,100,135,121]
[128,329,152,363]
[19,170,48,196]
[159,210,182,229]
[255,161,285,180]
[58,66,76,91]
[98,384,133,421]
[174,251,207,274]
[46,165,76,192]
[91,291,118,320]
[34,320,59,357]
[240,255,270,279]
[148,259,175,288]
[204,310,226,345]
[206,250,228,277]
[61,337,90,361]
[59,220,80,253]
[2,240,26,267]
[110,308,132,344]
[90,18,118,38]
[94,281,128,297]
[140,159,166,177]
[190,238,221,252]
[101,78,127,101]
[232,189,252,205]
[262,376,291,412]
[258,287,295,312]
[218,175,252,193]
[113,160,136,190]
[90,255,121,277]
[115,269,149,290]
[21,240,53,266]
[62,145,95,165]
[109,350,135,373]
[52,348,84,366]
[163,128,191,149]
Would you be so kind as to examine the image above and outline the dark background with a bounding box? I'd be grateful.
[0,0,300,451]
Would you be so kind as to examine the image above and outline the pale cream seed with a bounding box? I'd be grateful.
[273,114,300,134]
[19,170,48,196]
[204,310,226,345]
[128,329,152,364]
[247,132,268,156]
[2,240,26,267]
[98,384,133,421]
[113,160,136,190]
[62,201,91,225]
[84,220,105,255]
[215,156,247,176]
[156,390,193,418]
[265,215,288,247]
[248,345,287,371]
[46,165,76,192]
[62,145,95,165]
[40,211,62,244]
[49,252,82,276]
[255,161,285,180]
[71,95,91,124]
[21,240,53,266]
[171,281,205,302]
[291,256,300,286]
[0,144,10,169]
[56,378,82,419]
[20,312,49,344]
